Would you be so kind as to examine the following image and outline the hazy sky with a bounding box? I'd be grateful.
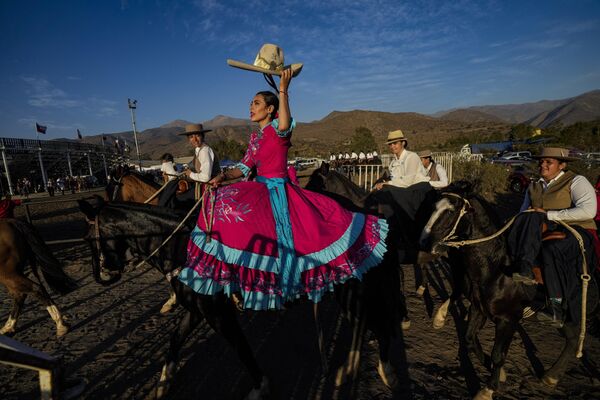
[1,0,599,139]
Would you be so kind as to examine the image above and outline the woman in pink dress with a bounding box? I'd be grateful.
[178,68,389,310]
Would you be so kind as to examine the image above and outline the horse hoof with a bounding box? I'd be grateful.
[416,285,426,296]
[335,366,347,387]
[432,316,446,330]
[160,304,175,314]
[56,323,70,337]
[377,360,398,389]
[542,374,559,387]
[401,317,411,331]
[244,377,269,400]
[473,387,494,400]
[499,367,506,383]
[0,327,16,336]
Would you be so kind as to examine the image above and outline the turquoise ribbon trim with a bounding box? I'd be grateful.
[177,217,389,310]
[236,162,251,177]
[271,117,296,137]
[188,210,367,273]
[178,268,282,310]
[255,176,298,298]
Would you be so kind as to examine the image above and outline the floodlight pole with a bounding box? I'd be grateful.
[128,98,142,171]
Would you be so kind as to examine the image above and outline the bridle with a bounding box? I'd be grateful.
[110,176,123,201]
[438,192,472,245]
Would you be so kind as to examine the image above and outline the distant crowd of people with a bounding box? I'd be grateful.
[329,150,381,165]
[11,175,100,198]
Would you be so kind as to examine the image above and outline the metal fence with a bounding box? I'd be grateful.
[336,152,455,191]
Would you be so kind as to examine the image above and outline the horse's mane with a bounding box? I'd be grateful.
[327,170,368,198]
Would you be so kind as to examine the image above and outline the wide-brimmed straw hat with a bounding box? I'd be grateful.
[533,147,578,162]
[178,123,212,136]
[386,129,407,144]
[418,150,432,158]
[227,44,303,77]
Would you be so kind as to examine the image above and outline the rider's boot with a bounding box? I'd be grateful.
[536,298,565,328]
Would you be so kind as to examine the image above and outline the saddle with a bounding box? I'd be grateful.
[531,223,568,284]
[176,179,192,195]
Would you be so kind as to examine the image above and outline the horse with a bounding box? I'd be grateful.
[78,195,403,398]
[106,168,162,204]
[105,168,183,314]
[0,218,77,337]
[418,182,599,400]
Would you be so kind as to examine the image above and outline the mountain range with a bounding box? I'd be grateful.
[81,90,600,159]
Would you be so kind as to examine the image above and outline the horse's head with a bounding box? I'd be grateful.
[305,162,368,211]
[305,162,330,192]
[419,181,475,257]
[78,195,127,285]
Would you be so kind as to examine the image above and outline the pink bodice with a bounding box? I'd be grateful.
[239,121,291,179]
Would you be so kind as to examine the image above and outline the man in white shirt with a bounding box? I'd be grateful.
[159,123,219,209]
[358,151,366,163]
[418,150,448,189]
[369,130,435,260]
[160,153,178,183]
[351,150,358,164]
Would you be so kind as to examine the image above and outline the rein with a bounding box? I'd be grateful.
[89,186,216,279]
[437,192,591,357]
[143,175,183,204]
[439,193,533,248]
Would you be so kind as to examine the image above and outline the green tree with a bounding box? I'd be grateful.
[211,139,247,161]
[350,127,377,152]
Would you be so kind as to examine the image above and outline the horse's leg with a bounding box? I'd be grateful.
[474,319,517,400]
[541,323,578,387]
[6,270,69,337]
[0,293,26,336]
[465,305,487,367]
[204,296,265,399]
[157,309,202,399]
[335,309,367,387]
[159,285,178,314]
[374,326,398,389]
[30,265,70,336]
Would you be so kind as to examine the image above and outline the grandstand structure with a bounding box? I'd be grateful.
[0,137,128,195]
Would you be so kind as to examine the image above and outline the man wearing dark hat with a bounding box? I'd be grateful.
[158,123,220,209]
[508,147,598,327]
[418,149,448,188]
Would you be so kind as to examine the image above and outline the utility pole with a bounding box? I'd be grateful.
[128,98,142,171]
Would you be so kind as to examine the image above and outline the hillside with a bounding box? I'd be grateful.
[439,109,504,123]
[436,90,600,126]
[526,90,600,127]
[80,89,600,160]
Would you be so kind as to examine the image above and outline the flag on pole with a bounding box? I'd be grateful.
[36,123,47,134]
[77,129,82,140]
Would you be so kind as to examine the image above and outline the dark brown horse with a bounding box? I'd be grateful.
[78,183,404,398]
[419,183,599,400]
[0,219,77,337]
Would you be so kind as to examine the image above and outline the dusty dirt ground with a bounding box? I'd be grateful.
[1,189,600,399]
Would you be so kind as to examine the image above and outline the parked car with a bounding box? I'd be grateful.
[500,151,532,160]
[584,152,600,168]
[508,165,536,193]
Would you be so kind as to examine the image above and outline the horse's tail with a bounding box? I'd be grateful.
[13,220,78,295]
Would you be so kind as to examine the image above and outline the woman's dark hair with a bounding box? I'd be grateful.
[161,153,174,162]
[256,91,279,120]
